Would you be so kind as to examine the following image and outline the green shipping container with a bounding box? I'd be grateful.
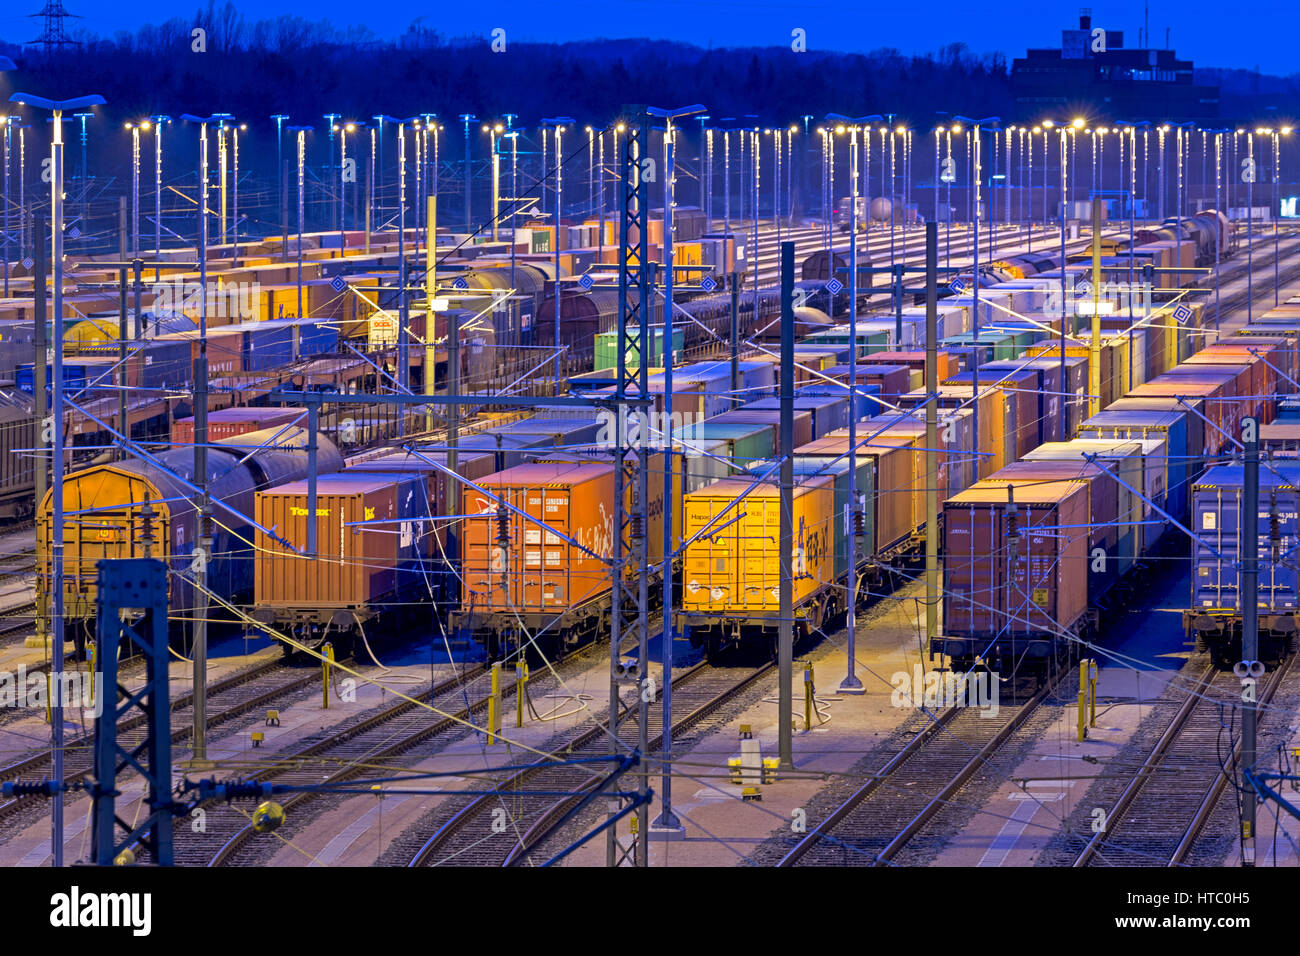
[673,420,774,471]
[594,326,685,372]
[805,327,891,354]
[942,330,1020,362]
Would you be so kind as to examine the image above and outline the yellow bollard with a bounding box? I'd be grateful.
[515,660,528,728]
[87,640,96,714]
[1077,659,1090,742]
[488,662,502,745]
[1088,660,1098,728]
[322,642,334,709]
[803,661,814,732]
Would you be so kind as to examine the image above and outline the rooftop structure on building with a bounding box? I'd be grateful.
[1011,9,1220,121]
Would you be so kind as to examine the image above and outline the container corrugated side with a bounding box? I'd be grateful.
[942,479,1091,639]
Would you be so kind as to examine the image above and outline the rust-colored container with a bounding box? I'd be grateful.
[1222,333,1296,394]
[866,349,965,381]
[255,471,430,615]
[1127,374,1237,455]
[1187,345,1276,418]
[826,364,911,400]
[984,459,1121,595]
[171,405,305,445]
[942,478,1091,639]
[460,462,616,614]
[1154,365,1246,432]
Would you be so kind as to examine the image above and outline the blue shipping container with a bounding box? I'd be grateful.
[1191,464,1300,612]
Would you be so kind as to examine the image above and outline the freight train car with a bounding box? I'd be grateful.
[680,473,838,658]
[252,470,433,651]
[933,317,1289,682]
[38,427,344,636]
[0,379,175,523]
[452,457,672,661]
[1133,211,1234,266]
[679,399,982,659]
[0,388,37,520]
[1184,463,1300,666]
[940,476,1094,680]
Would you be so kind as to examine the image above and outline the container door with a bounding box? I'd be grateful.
[683,494,735,611]
[943,502,1003,638]
[739,496,779,610]
[1193,486,1232,609]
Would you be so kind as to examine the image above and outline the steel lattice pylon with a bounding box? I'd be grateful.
[607,106,654,867]
[91,558,175,866]
[27,0,81,52]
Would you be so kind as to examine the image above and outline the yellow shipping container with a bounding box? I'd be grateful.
[676,241,703,266]
[682,476,834,614]
[1027,339,1123,410]
[64,317,120,353]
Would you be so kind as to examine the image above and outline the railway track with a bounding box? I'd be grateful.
[0,552,35,581]
[746,221,1137,290]
[397,658,772,867]
[0,654,318,829]
[0,601,37,647]
[194,658,517,866]
[776,670,1066,866]
[1068,654,1296,867]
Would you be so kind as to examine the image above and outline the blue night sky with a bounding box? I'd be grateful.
[1,0,1293,75]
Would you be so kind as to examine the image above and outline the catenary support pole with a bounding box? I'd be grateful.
[425,196,437,433]
[1240,414,1259,866]
[51,111,67,867]
[925,222,939,654]
[192,119,212,767]
[117,198,128,463]
[840,128,864,694]
[779,240,795,770]
[1090,197,1102,417]
[653,119,685,836]
[32,212,48,655]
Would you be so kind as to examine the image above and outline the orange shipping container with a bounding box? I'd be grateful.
[460,462,616,614]
[797,433,916,552]
[899,385,1005,477]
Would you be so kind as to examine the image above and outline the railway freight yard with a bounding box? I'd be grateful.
[1,2,1298,935]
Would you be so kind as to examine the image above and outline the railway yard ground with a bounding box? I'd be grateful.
[6,552,1297,869]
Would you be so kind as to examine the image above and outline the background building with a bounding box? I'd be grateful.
[1012,10,1220,120]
